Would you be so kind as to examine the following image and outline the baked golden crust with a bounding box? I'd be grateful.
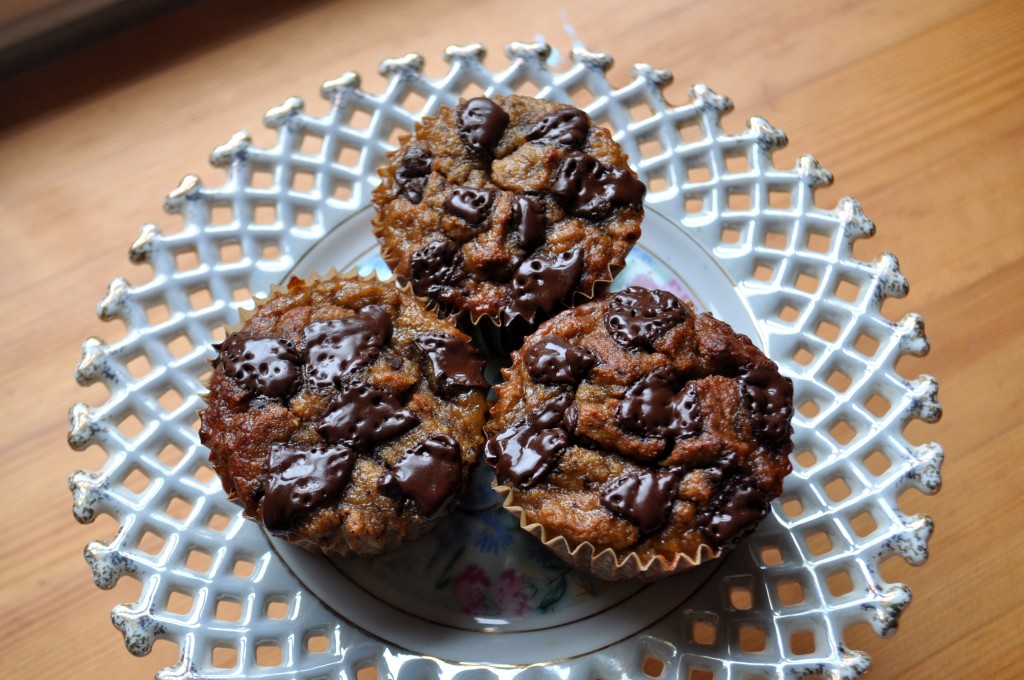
[372,94,643,339]
[199,274,488,556]
[485,288,794,574]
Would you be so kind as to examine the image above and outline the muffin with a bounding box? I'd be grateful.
[484,286,794,580]
[372,94,645,353]
[199,271,490,556]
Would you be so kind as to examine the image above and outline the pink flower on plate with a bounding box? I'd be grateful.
[453,564,491,615]
[493,569,531,617]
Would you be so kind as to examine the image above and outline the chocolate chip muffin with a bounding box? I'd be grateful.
[199,272,490,556]
[485,287,794,580]
[372,94,645,354]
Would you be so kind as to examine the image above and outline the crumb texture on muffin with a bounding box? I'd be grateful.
[485,287,794,571]
[372,94,644,334]
[199,274,489,556]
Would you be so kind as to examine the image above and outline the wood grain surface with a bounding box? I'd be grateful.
[1,0,1021,677]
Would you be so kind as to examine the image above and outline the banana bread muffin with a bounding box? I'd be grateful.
[199,272,490,556]
[372,94,645,353]
[485,286,794,580]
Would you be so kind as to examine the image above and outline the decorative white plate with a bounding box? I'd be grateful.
[69,42,942,680]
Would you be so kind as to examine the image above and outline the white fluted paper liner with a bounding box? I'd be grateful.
[459,262,620,357]
[491,479,723,582]
[377,230,624,357]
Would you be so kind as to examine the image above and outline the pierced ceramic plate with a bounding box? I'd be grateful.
[69,42,943,680]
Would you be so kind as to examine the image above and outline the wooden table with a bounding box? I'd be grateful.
[2,0,1021,677]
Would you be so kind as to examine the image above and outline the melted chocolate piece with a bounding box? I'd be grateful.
[458,97,509,154]
[486,394,575,489]
[702,474,769,547]
[703,450,740,485]
[395,146,432,204]
[526,107,590,147]
[672,382,703,438]
[413,333,489,391]
[219,334,301,399]
[379,434,462,517]
[444,187,495,224]
[262,443,356,533]
[506,247,584,325]
[511,194,547,251]
[617,367,678,437]
[304,307,393,389]
[616,368,693,437]
[409,240,466,315]
[600,469,679,533]
[740,366,794,442]
[549,150,646,219]
[317,380,418,449]
[523,337,596,384]
[604,286,688,350]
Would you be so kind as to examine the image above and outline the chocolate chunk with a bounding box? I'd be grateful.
[395,146,432,204]
[511,194,547,251]
[740,366,794,442]
[304,307,393,389]
[702,450,740,485]
[457,97,509,154]
[413,333,489,391]
[617,367,678,438]
[702,474,769,547]
[550,150,645,219]
[523,337,596,384]
[262,443,356,532]
[604,286,688,350]
[379,434,462,517]
[617,368,702,441]
[486,393,575,489]
[526,107,590,147]
[443,187,495,224]
[318,380,418,449]
[409,240,466,315]
[507,247,584,325]
[563,401,579,433]
[219,334,301,399]
[600,469,679,533]
[614,368,696,438]
[672,382,703,438]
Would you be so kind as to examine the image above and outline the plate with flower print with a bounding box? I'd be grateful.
[69,41,941,679]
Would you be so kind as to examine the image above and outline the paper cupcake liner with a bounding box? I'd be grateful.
[487,354,722,582]
[490,480,722,581]
[462,260,621,358]
[375,229,626,357]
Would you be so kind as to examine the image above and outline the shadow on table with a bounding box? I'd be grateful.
[0,0,333,130]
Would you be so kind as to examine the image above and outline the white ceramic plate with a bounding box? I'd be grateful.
[69,42,943,679]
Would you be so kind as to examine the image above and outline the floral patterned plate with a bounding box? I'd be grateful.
[69,41,942,679]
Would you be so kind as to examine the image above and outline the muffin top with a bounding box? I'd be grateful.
[372,94,644,331]
[485,287,794,564]
[199,274,489,555]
